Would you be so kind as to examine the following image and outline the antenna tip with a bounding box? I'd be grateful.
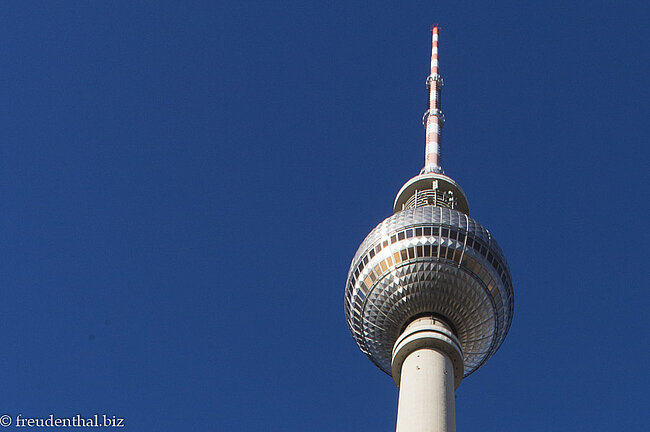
[431,24,440,33]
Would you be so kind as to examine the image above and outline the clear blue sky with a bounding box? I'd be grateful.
[0,1,648,431]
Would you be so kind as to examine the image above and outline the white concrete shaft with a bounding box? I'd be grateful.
[392,316,463,432]
[395,347,456,432]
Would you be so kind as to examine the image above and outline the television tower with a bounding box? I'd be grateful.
[344,26,514,432]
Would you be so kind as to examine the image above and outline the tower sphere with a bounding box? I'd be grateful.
[344,173,514,379]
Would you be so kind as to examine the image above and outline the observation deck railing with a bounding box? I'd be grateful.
[402,188,456,211]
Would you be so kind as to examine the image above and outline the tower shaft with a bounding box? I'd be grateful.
[392,316,463,432]
[396,349,455,432]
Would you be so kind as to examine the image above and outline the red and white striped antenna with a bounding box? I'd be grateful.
[421,25,445,174]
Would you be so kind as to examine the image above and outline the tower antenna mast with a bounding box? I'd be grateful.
[423,25,444,174]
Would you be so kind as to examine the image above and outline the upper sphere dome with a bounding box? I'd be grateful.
[344,206,513,377]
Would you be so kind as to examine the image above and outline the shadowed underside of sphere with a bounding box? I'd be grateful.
[344,206,513,377]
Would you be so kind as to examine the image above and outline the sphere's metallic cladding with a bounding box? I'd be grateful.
[344,206,513,377]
